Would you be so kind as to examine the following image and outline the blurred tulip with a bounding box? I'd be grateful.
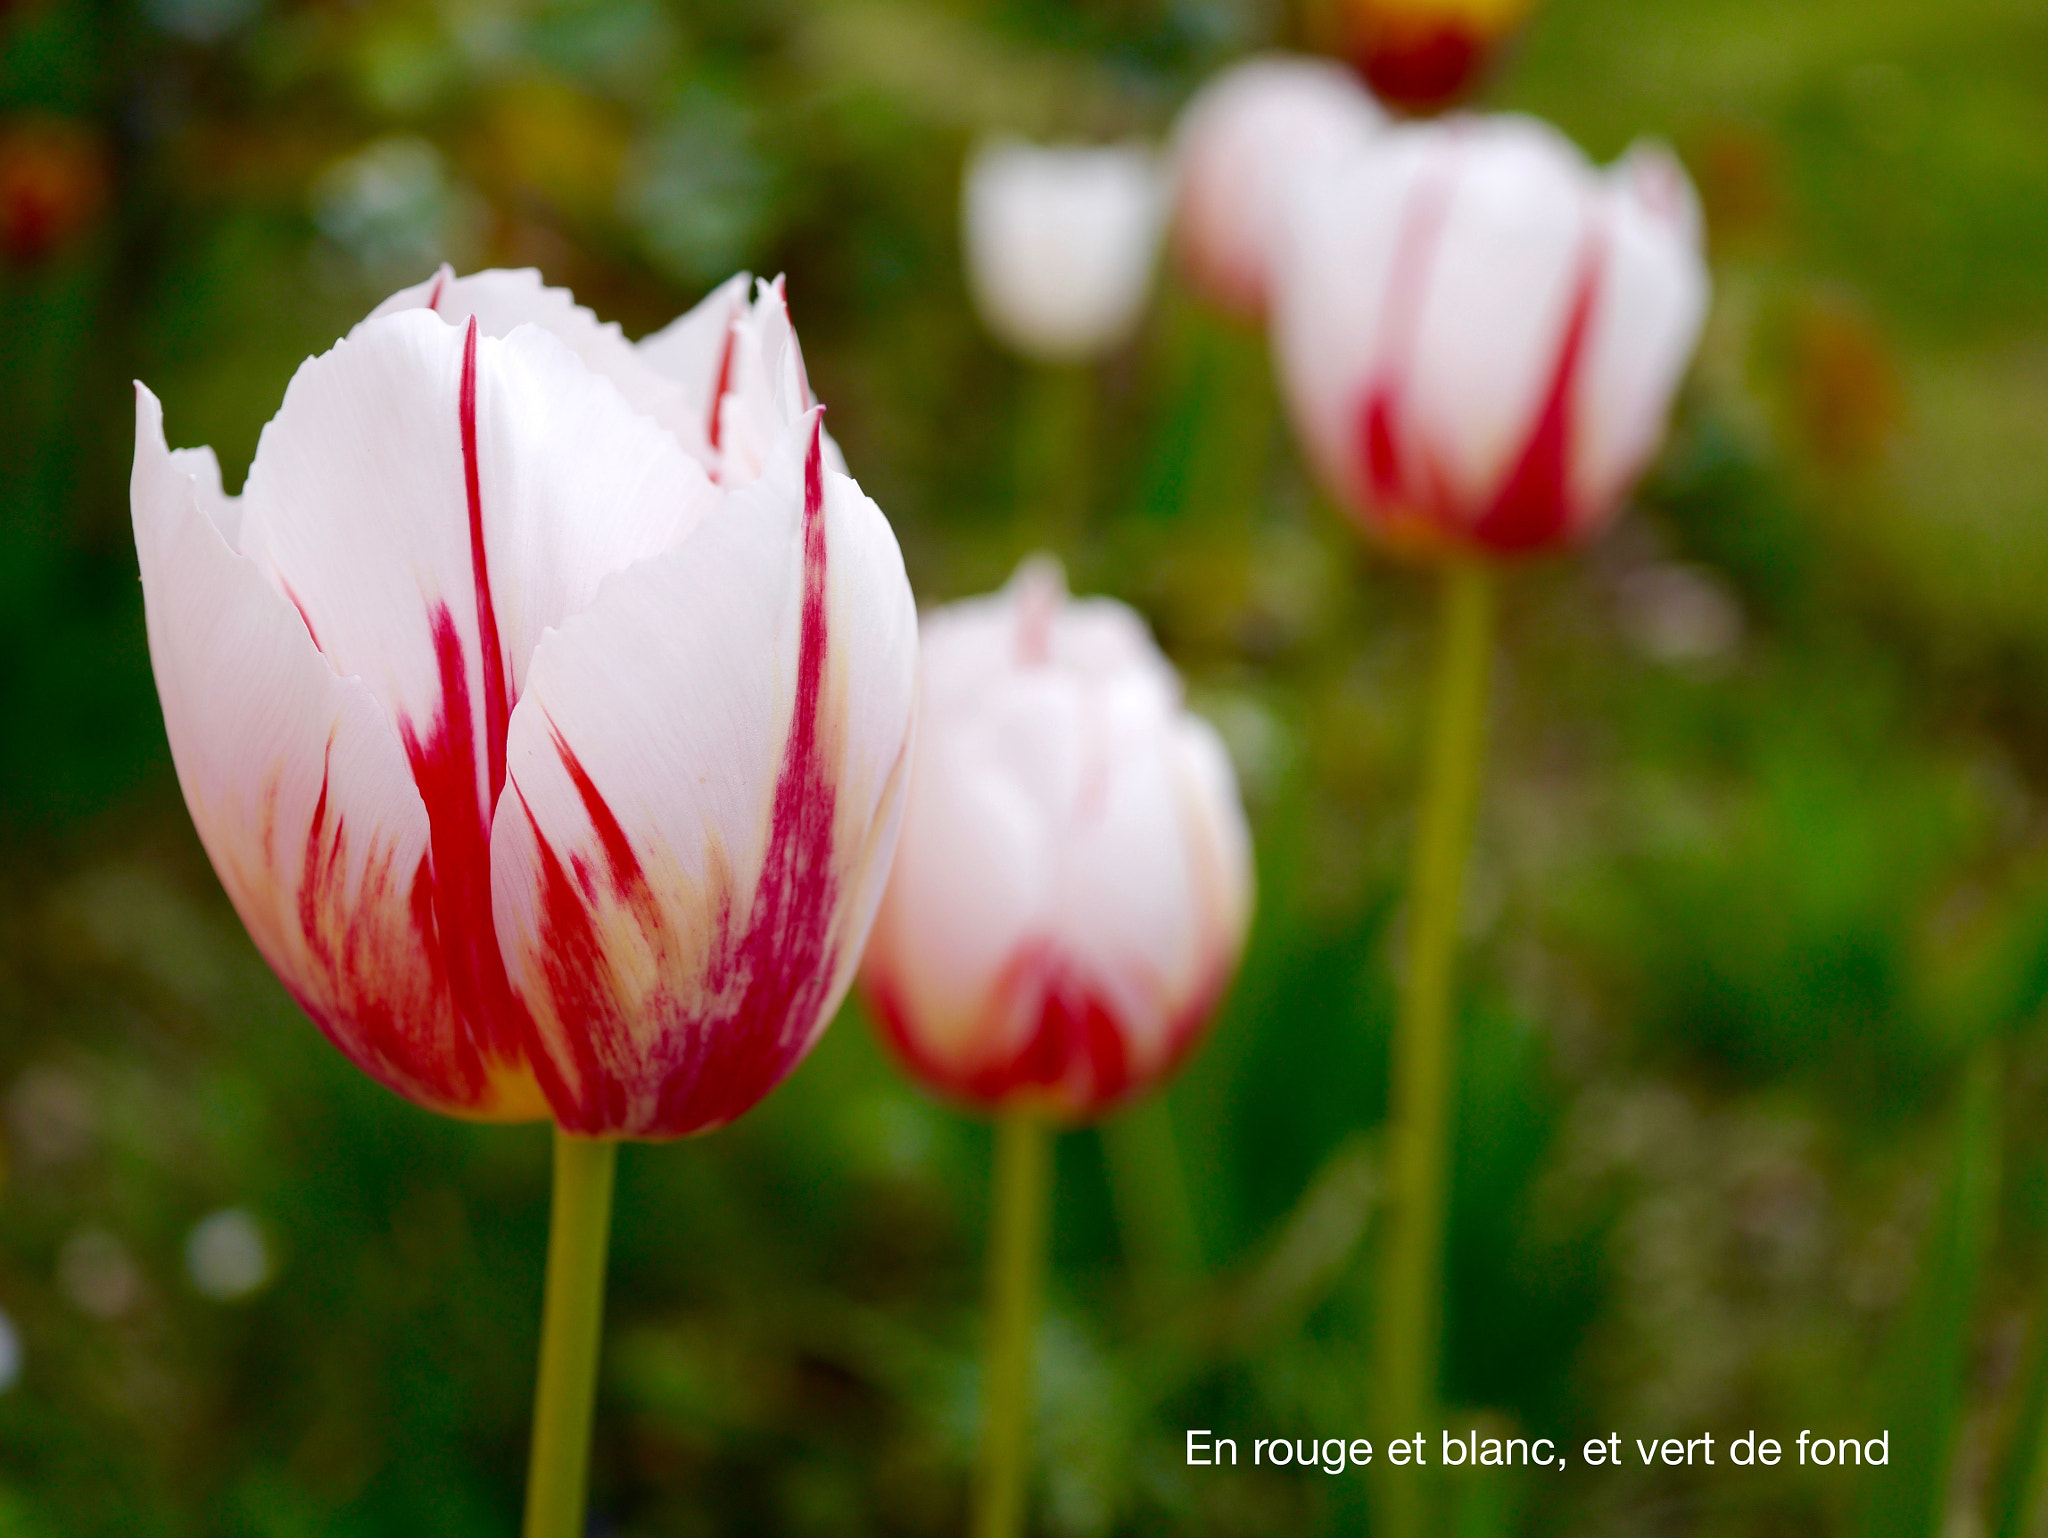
[1334,0,1533,111]
[1169,54,1386,319]
[962,138,1165,363]
[1272,116,1709,557]
[861,559,1253,1118]
[132,269,918,1137]
[0,116,108,266]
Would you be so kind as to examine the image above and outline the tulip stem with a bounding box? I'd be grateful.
[523,1128,618,1538]
[1377,558,1494,1538]
[976,1110,1051,1538]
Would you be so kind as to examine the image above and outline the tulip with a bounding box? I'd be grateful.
[1333,0,1534,111]
[961,138,1165,364]
[1169,55,1386,319]
[131,267,917,1537]
[859,558,1251,1538]
[1269,115,1709,1538]
[861,558,1252,1117]
[1271,115,1709,558]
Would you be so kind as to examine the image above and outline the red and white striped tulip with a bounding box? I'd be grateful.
[131,269,917,1137]
[1169,55,1386,319]
[1271,116,1709,557]
[860,561,1253,1118]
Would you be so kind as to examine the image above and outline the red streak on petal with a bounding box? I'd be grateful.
[278,578,323,654]
[290,735,477,1106]
[426,267,447,312]
[460,316,512,806]
[555,727,653,909]
[1469,230,1607,552]
[398,603,531,1070]
[649,417,841,1133]
[510,776,635,1128]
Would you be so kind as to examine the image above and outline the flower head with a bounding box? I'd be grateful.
[860,560,1252,1119]
[962,138,1165,363]
[1334,0,1534,111]
[1169,54,1386,319]
[1272,116,1709,557]
[132,270,917,1137]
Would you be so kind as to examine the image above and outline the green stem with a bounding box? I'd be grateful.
[522,1129,619,1538]
[975,1110,1052,1538]
[1377,560,1494,1538]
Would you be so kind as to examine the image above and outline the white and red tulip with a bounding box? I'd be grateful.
[860,561,1252,1118]
[1169,55,1386,319]
[962,138,1166,364]
[131,269,917,1137]
[1271,115,1709,557]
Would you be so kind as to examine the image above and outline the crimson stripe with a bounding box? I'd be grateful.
[1470,224,1608,551]
[460,317,511,805]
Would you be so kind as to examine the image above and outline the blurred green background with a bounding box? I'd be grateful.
[3,0,2048,1533]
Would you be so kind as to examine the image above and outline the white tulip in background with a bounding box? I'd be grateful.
[132,269,917,1138]
[1271,114,1710,555]
[961,138,1166,363]
[1169,54,1387,318]
[186,1208,273,1301]
[861,559,1253,1117]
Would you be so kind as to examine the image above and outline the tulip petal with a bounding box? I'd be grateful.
[1404,117,1594,533]
[1273,129,1433,519]
[491,414,917,1137]
[132,385,542,1118]
[635,270,753,445]
[1572,147,1711,524]
[864,724,1053,1072]
[236,310,716,1078]
[372,264,699,450]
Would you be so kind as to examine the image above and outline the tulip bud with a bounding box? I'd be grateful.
[1271,116,1709,557]
[1333,0,1534,112]
[1168,55,1386,319]
[962,138,1166,363]
[132,270,918,1137]
[860,560,1253,1118]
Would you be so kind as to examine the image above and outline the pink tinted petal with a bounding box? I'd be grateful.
[132,386,543,1119]
[491,415,917,1137]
